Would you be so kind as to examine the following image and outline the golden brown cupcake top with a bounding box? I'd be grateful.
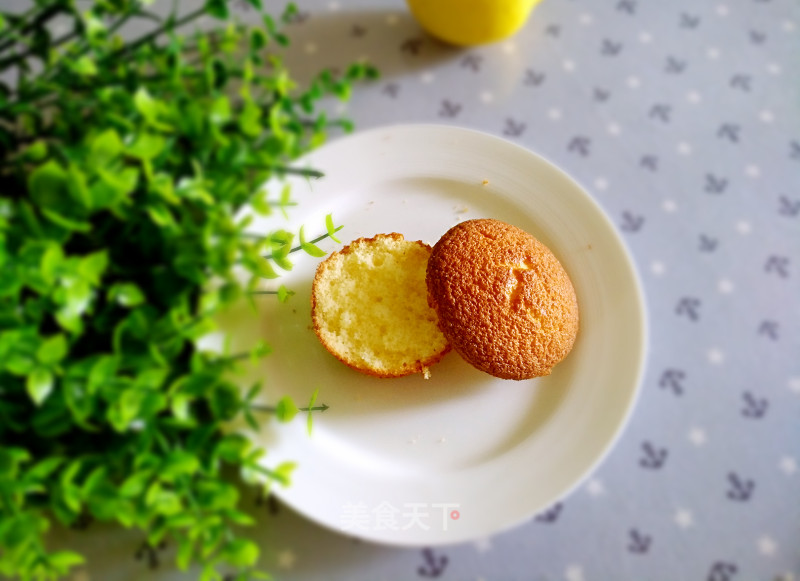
[426,219,579,380]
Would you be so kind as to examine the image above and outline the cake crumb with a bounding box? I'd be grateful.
[481,179,489,186]
[422,367,431,379]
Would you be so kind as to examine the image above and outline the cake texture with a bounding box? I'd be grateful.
[311,233,450,378]
[426,219,579,380]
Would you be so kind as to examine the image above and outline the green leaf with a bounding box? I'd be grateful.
[71,55,98,76]
[108,283,146,307]
[204,0,229,19]
[41,207,91,232]
[272,461,296,486]
[146,203,175,228]
[134,87,158,122]
[209,95,231,124]
[66,163,92,209]
[250,188,272,216]
[88,356,118,394]
[63,378,95,427]
[170,393,193,422]
[275,396,298,422]
[28,159,67,208]
[90,128,123,165]
[48,550,85,572]
[78,250,109,286]
[325,213,343,243]
[119,470,153,498]
[26,457,65,481]
[23,140,48,161]
[177,537,195,571]
[36,334,68,365]
[238,100,262,137]
[40,243,64,284]
[149,173,179,204]
[161,451,200,480]
[250,28,268,52]
[222,539,259,568]
[277,284,294,303]
[127,132,166,160]
[250,339,271,361]
[27,368,54,406]
[306,387,320,434]
[299,225,326,257]
[215,435,250,463]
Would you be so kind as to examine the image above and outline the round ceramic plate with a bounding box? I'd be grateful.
[210,124,647,546]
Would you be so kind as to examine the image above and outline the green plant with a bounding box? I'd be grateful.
[0,1,377,579]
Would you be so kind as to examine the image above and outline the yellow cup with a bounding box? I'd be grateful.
[406,0,543,46]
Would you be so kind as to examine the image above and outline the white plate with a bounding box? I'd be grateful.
[213,124,647,546]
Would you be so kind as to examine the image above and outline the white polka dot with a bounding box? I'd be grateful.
[607,122,622,136]
[420,72,435,83]
[385,14,399,25]
[686,91,702,104]
[662,199,678,213]
[708,348,725,365]
[563,59,576,72]
[473,537,492,553]
[277,549,296,569]
[706,47,721,60]
[674,508,694,529]
[759,110,774,123]
[586,478,605,496]
[745,164,761,178]
[758,535,777,557]
[579,13,593,25]
[650,261,666,276]
[69,570,90,581]
[788,377,800,394]
[547,108,562,120]
[565,565,584,581]
[638,31,653,43]
[718,279,734,294]
[626,76,641,88]
[782,20,796,32]
[780,456,797,475]
[677,142,692,155]
[767,63,782,75]
[716,4,729,16]
[502,42,516,54]
[736,220,752,234]
[689,427,708,445]
[304,42,317,54]
[479,91,494,103]
[594,177,609,191]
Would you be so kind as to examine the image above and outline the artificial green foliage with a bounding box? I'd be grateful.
[0,1,378,579]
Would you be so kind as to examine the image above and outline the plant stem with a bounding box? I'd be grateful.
[251,404,329,413]
[262,230,340,260]
[243,164,324,179]
[0,3,65,54]
[111,5,206,61]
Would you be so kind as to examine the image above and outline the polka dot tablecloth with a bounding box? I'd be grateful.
[39,0,800,580]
